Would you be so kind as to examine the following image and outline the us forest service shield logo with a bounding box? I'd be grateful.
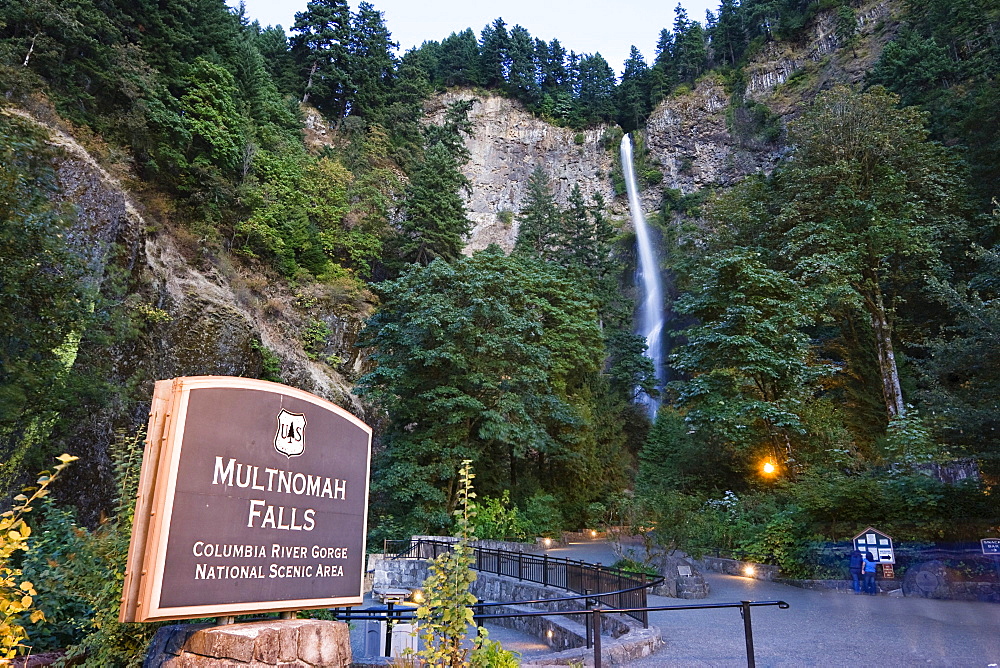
[274,408,307,457]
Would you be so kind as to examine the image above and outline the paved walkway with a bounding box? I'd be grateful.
[522,538,1000,667]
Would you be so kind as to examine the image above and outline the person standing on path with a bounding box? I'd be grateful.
[848,547,864,593]
[863,551,878,595]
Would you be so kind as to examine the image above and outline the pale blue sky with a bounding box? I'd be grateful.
[229,0,719,76]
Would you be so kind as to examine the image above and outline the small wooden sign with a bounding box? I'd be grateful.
[120,377,372,623]
[882,564,894,579]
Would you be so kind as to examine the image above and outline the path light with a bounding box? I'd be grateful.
[761,460,776,476]
[744,565,756,577]
[590,529,597,538]
[546,629,553,640]
[543,537,552,548]
[410,589,424,604]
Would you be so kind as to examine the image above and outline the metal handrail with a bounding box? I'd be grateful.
[384,538,662,625]
[332,598,789,668]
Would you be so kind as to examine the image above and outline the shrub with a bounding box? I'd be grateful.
[0,455,77,659]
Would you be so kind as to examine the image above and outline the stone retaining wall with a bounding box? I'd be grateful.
[698,557,781,581]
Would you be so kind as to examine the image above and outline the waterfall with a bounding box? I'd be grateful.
[620,134,665,420]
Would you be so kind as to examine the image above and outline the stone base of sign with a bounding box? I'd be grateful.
[144,619,351,667]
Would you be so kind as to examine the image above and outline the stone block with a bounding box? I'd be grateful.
[144,619,351,667]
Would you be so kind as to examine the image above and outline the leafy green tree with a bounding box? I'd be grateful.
[779,85,968,421]
[919,244,1000,468]
[356,248,604,530]
[670,249,827,465]
[177,57,246,185]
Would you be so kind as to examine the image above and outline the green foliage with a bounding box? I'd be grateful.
[736,511,815,579]
[474,491,530,541]
[302,318,333,360]
[522,493,564,539]
[23,430,161,665]
[412,461,519,668]
[358,247,609,531]
[610,558,659,577]
[0,454,76,658]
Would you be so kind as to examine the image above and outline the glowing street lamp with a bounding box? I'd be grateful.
[761,459,777,477]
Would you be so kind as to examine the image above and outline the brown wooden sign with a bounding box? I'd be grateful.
[119,377,372,622]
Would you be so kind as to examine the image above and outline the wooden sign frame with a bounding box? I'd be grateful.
[120,376,372,622]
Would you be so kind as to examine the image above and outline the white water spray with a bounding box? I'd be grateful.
[620,134,665,419]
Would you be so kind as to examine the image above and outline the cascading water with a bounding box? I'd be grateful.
[620,134,665,419]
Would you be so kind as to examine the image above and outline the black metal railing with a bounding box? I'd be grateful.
[332,597,790,667]
[385,538,659,625]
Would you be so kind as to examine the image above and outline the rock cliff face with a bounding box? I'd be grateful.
[6,108,370,522]
[643,76,780,201]
[443,0,899,254]
[427,92,619,253]
[744,0,897,108]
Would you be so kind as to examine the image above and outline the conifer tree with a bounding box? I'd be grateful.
[348,1,397,120]
[479,18,509,88]
[398,141,471,265]
[291,0,352,119]
[507,25,540,106]
[514,165,561,259]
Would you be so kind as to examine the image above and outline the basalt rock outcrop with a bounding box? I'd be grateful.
[6,107,371,524]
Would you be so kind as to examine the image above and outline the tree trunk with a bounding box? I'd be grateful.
[302,61,318,104]
[23,33,39,67]
[867,284,905,420]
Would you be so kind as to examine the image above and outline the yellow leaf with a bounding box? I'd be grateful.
[7,532,21,542]
[29,610,44,623]
[18,582,32,592]
[56,454,79,464]
[20,596,31,608]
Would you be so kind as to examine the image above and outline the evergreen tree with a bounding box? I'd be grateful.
[291,0,352,119]
[514,165,562,259]
[574,53,616,125]
[479,18,509,88]
[399,141,471,265]
[436,29,481,87]
[672,4,707,83]
[710,0,746,67]
[507,25,540,107]
[617,46,652,131]
[649,28,678,104]
[348,1,397,120]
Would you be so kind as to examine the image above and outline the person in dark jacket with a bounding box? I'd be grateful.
[863,552,878,595]
[849,548,864,593]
